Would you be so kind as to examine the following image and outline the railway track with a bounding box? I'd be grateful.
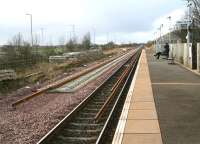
[51,50,135,93]
[37,47,142,144]
[12,50,134,107]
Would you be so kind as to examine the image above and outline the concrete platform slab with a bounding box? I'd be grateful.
[124,120,160,134]
[122,134,162,144]
[133,86,153,96]
[127,110,157,120]
[129,102,156,110]
[133,96,154,102]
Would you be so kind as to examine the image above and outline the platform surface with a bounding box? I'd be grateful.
[147,49,200,144]
[112,50,163,144]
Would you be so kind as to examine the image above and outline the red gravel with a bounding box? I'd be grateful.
[0,55,129,144]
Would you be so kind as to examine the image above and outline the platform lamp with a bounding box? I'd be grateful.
[154,32,157,52]
[158,24,163,52]
[186,1,193,62]
[26,13,33,47]
[167,16,172,44]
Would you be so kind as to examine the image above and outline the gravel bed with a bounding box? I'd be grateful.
[0,56,127,144]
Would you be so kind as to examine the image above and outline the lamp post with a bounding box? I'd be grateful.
[154,32,157,52]
[167,16,172,44]
[187,2,193,61]
[159,24,163,43]
[26,13,33,47]
[167,16,173,59]
[158,24,163,51]
[187,2,192,44]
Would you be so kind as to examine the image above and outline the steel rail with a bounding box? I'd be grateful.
[36,49,137,144]
[110,64,129,92]
[95,48,142,144]
[94,53,139,123]
[110,55,136,92]
[11,51,134,108]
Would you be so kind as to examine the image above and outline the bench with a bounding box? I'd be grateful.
[167,57,175,64]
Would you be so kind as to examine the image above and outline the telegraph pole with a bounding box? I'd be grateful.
[107,32,109,43]
[72,24,75,39]
[41,28,44,45]
[66,24,75,41]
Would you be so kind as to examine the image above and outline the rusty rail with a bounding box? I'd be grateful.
[110,57,135,92]
[94,54,138,123]
[12,58,119,108]
[95,48,142,144]
[11,51,134,108]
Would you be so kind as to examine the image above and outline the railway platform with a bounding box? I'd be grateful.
[113,49,162,144]
[113,48,200,144]
[147,49,200,144]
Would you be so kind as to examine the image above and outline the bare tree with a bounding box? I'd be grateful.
[106,41,115,49]
[66,38,77,52]
[82,32,91,50]
[186,0,200,25]
[8,32,24,47]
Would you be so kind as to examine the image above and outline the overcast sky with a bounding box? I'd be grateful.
[0,0,186,45]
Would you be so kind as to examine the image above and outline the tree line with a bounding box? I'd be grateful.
[0,32,92,70]
[0,31,140,70]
